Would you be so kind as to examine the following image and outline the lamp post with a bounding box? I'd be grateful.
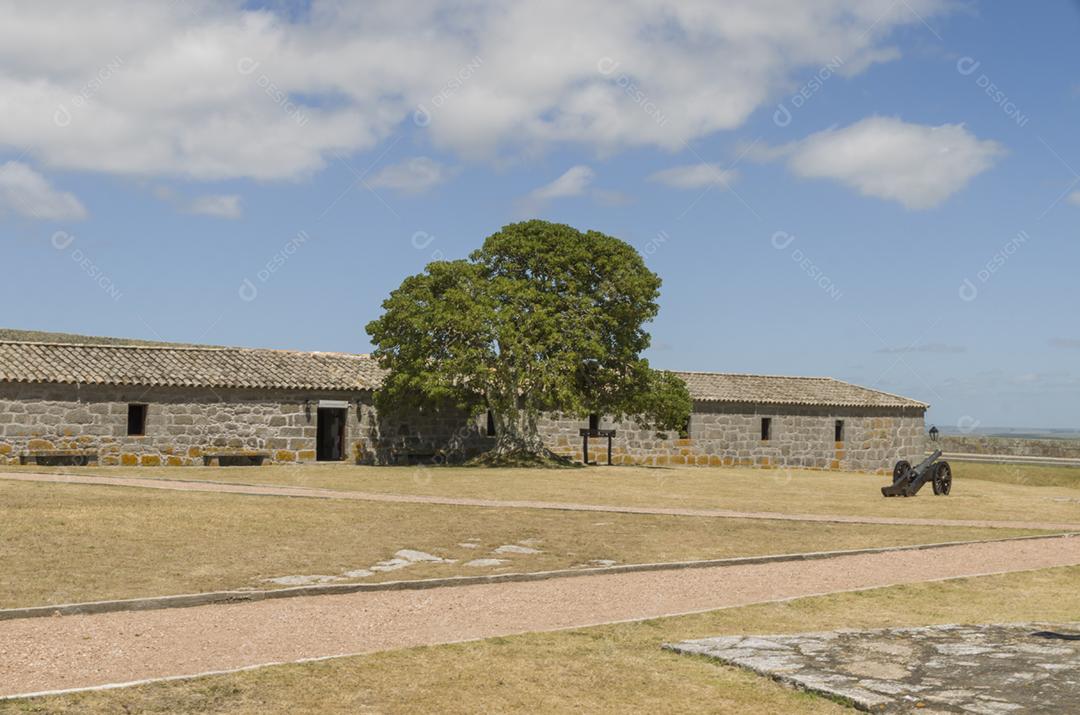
[928,425,939,443]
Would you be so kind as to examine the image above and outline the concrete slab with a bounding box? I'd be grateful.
[667,622,1080,713]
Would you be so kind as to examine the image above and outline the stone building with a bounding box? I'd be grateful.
[0,337,927,472]
[544,372,927,472]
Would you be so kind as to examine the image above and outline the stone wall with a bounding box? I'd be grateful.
[0,382,362,466]
[0,382,923,472]
[539,401,926,473]
[358,404,491,465]
[0,382,492,467]
[940,435,1080,459]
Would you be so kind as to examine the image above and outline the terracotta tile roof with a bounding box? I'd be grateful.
[0,341,385,392]
[672,371,927,409]
[0,338,925,408]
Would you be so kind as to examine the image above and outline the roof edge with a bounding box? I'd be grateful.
[0,339,373,359]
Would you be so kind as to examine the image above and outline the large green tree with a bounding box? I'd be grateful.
[366,220,691,461]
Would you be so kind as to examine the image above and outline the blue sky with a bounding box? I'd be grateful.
[1,1,1078,429]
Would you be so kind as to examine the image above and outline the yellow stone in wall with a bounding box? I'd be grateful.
[298,450,316,461]
[166,456,184,467]
[27,438,55,451]
[275,450,297,462]
[120,453,138,466]
[140,455,161,467]
[0,444,9,455]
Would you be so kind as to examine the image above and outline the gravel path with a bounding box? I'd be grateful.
[2,536,1078,699]
[3,471,1079,531]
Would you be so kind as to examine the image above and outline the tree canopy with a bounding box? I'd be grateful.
[365,220,691,461]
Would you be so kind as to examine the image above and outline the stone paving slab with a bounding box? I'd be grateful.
[666,622,1080,713]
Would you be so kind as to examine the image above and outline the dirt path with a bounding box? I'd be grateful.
[3,471,1079,531]
[2,537,1078,699]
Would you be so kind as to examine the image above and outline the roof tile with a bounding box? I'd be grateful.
[0,341,385,392]
[0,340,926,408]
[672,371,927,409]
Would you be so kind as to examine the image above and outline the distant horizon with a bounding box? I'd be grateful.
[935,425,1080,437]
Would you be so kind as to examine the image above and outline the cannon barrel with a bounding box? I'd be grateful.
[882,450,950,497]
[914,450,942,474]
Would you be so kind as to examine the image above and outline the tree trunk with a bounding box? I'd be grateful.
[492,407,546,457]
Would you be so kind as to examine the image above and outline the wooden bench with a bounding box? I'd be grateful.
[20,449,98,466]
[201,450,271,467]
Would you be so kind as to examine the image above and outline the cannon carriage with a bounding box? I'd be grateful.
[882,450,952,498]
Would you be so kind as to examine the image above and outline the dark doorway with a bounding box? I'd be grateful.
[127,404,147,436]
[317,407,347,461]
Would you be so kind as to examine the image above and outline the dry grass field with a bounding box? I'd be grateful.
[0,478,1042,609]
[6,566,1078,714]
[14,459,1080,524]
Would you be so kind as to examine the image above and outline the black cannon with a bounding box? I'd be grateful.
[881,450,952,497]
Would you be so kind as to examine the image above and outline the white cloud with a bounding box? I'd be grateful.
[0,161,86,220]
[648,163,737,190]
[529,165,595,201]
[762,117,1004,209]
[186,194,242,219]
[1067,191,1080,206]
[593,188,633,206]
[0,1,950,181]
[368,157,452,194]
[519,165,632,212]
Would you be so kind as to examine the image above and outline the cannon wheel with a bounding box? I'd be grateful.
[892,460,911,484]
[932,461,952,495]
